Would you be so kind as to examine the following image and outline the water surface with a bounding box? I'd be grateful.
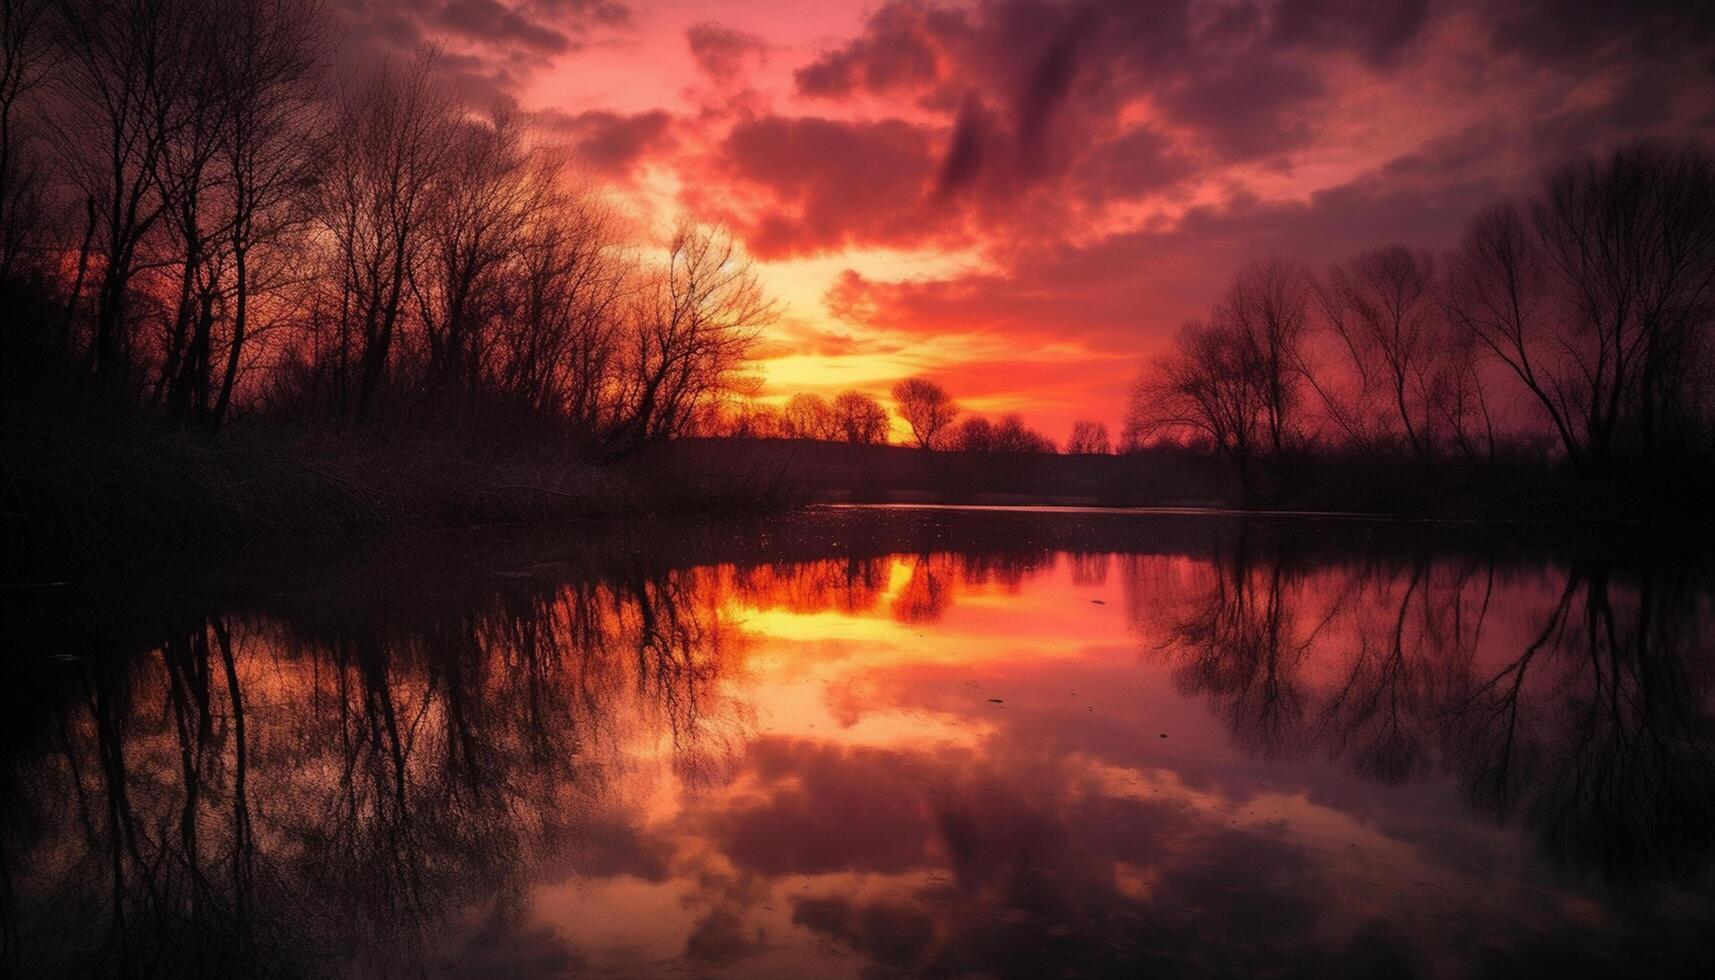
[3,509,1712,978]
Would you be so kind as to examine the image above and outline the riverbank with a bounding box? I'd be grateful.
[8,503,1683,621]
[8,412,1710,564]
[1,406,801,559]
[660,437,1715,526]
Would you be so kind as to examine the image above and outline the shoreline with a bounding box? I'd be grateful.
[9,498,1710,594]
[7,409,1711,566]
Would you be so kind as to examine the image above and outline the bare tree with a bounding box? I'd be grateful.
[1425,325,1497,462]
[0,1,820,469]
[1065,420,1111,454]
[831,389,889,444]
[781,392,840,440]
[319,55,455,419]
[497,180,627,438]
[1222,257,1312,463]
[1314,245,1440,458]
[1446,142,1715,471]
[56,0,202,395]
[0,0,54,281]
[1130,317,1267,495]
[952,414,994,451]
[1532,141,1715,465]
[891,377,957,449]
[1131,258,1312,494]
[948,412,1052,452]
[1444,201,1579,460]
[721,399,784,439]
[209,0,325,428]
[413,107,543,405]
[153,0,230,421]
[613,222,775,451]
[992,412,1054,453]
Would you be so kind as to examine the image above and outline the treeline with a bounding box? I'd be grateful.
[722,390,894,444]
[1129,141,1715,503]
[0,0,773,457]
[712,376,1102,455]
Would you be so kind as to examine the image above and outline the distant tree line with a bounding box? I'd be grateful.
[710,375,1100,455]
[1128,141,1715,499]
[887,376,1060,453]
[721,389,893,444]
[0,0,775,457]
[889,377,1091,454]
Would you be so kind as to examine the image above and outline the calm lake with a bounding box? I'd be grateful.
[3,508,1712,978]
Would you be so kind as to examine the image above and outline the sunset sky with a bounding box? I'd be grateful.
[331,0,1715,438]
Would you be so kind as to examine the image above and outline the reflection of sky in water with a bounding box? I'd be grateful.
[4,521,1713,978]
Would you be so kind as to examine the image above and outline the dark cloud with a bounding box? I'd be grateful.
[437,0,574,53]
[711,115,941,257]
[538,109,675,177]
[443,915,585,980]
[1485,0,1715,67]
[1268,0,1432,68]
[936,95,996,196]
[710,738,943,875]
[1073,127,1197,203]
[332,0,632,100]
[785,0,1714,229]
[705,723,1350,979]
[770,1,1324,241]
[1013,11,1090,164]
[1478,0,1715,178]
[796,1,1334,185]
[1157,56,1325,162]
[429,50,531,107]
[742,0,1715,320]
[683,907,766,965]
[558,815,676,881]
[794,0,968,98]
[827,139,1509,364]
[686,23,768,81]
[791,896,936,967]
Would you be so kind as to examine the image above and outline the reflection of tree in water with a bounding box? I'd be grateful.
[895,554,955,624]
[893,549,1057,624]
[1445,562,1715,881]
[725,557,891,615]
[1067,550,1110,588]
[1140,529,1715,880]
[0,568,745,978]
[697,548,1061,627]
[1312,554,1489,785]
[7,528,1712,978]
[1155,529,1315,760]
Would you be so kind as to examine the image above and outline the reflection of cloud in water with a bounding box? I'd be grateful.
[2,517,1713,978]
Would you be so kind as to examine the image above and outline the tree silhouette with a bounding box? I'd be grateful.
[891,377,958,449]
[831,389,890,444]
[1064,420,1110,454]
